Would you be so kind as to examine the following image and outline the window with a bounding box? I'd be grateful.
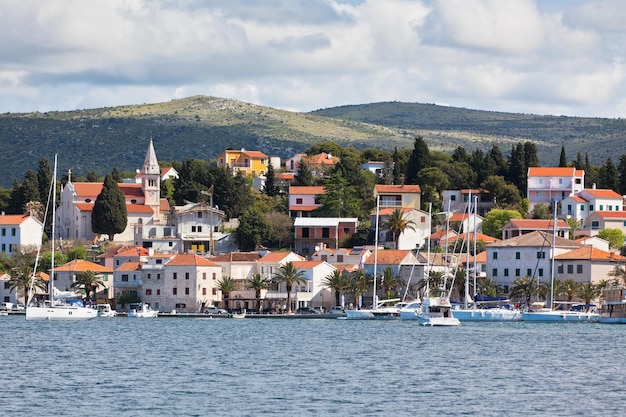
[343,227,350,234]
[203,272,206,280]
[567,265,573,274]
[567,204,572,214]
[157,274,161,280]
[296,198,303,205]
[185,272,190,280]
[527,269,532,276]
[503,286,509,293]
[322,228,330,238]
[580,204,584,211]
[212,273,216,280]
[197,212,202,219]
[515,269,520,276]
[589,205,594,211]
[192,226,197,232]
[321,255,328,262]
[11,228,15,236]
[122,274,129,282]
[577,264,583,274]
[337,255,344,262]
[557,265,563,274]
[175,303,186,308]
[1,228,4,236]
[202,288,206,296]
[212,288,217,295]
[157,289,160,295]
[537,251,545,259]
[185,288,190,295]
[493,252,498,260]
[173,273,177,280]
[147,274,151,280]
[504,268,509,277]
[302,227,309,238]
[515,252,520,260]
[1,244,4,252]
[173,288,177,295]
[492,268,498,277]
[156,259,163,264]
[146,289,152,295]
[599,205,604,210]
[169,242,173,247]
[197,226,202,232]
[538,269,544,277]
[450,195,456,201]
[591,221,600,230]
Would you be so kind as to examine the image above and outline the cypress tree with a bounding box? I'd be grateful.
[111,167,122,183]
[8,180,23,214]
[598,157,619,191]
[618,154,626,195]
[92,174,128,241]
[37,158,52,204]
[559,145,567,167]
[508,143,526,193]
[392,147,403,185]
[406,136,430,185]
[523,142,539,169]
[294,160,314,186]
[21,170,40,209]
[574,152,584,170]
[263,162,279,197]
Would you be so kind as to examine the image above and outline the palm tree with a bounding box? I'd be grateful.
[71,270,104,303]
[608,264,626,286]
[561,279,580,303]
[273,262,306,314]
[595,279,611,301]
[383,208,416,249]
[509,276,535,304]
[347,270,371,309]
[246,273,270,313]
[10,265,46,305]
[216,276,236,310]
[577,283,599,305]
[380,267,403,299]
[322,269,347,307]
[478,277,499,297]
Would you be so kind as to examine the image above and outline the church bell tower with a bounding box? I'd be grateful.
[141,138,161,218]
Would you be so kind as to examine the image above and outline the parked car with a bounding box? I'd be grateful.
[314,306,325,314]
[296,307,320,314]
[203,306,228,315]
[329,306,345,314]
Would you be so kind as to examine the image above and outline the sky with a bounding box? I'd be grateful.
[1,0,626,118]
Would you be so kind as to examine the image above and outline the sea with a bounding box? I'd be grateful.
[0,315,624,417]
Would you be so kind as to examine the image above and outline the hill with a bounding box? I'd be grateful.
[0,96,624,188]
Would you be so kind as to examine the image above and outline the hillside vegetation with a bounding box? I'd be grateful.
[0,95,623,187]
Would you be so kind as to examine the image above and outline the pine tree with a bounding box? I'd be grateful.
[523,142,539,168]
[111,167,122,183]
[92,174,128,241]
[507,143,526,193]
[37,158,52,204]
[21,170,40,212]
[86,170,99,182]
[559,145,567,167]
[294,160,314,186]
[8,180,23,214]
[598,157,619,191]
[574,152,584,170]
[618,154,626,195]
[406,136,430,185]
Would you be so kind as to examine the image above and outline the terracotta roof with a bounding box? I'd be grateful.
[211,252,261,262]
[35,271,50,282]
[568,196,586,203]
[74,203,154,214]
[292,260,325,269]
[448,233,499,243]
[288,186,325,195]
[506,219,569,229]
[242,150,268,158]
[375,184,421,193]
[116,247,150,257]
[55,259,113,273]
[289,205,319,212]
[160,198,170,212]
[449,213,483,222]
[375,207,414,216]
[116,261,143,271]
[364,249,411,265]
[166,254,220,266]
[259,252,303,263]
[275,173,295,180]
[555,246,626,261]
[72,182,144,198]
[98,244,137,259]
[469,251,487,263]
[427,230,459,240]
[583,189,622,198]
[0,214,34,225]
[305,153,339,165]
[592,211,626,219]
[527,167,582,177]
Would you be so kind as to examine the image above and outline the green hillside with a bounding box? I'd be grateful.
[0,95,624,188]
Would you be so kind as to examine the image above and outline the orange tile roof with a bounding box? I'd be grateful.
[73,182,144,198]
[0,214,33,225]
[375,184,421,193]
[555,247,626,261]
[116,261,143,271]
[275,173,295,180]
[469,251,487,263]
[289,205,319,212]
[242,150,268,158]
[259,252,303,263]
[289,186,325,195]
[364,250,411,265]
[116,247,150,257]
[166,254,220,266]
[592,211,626,219]
[527,167,579,177]
[292,260,325,268]
[427,230,458,240]
[583,189,622,198]
[448,233,499,243]
[211,252,261,262]
[305,153,339,165]
[55,259,113,273]
[506,219,569,229]
[74,203,154,214]
[568,196,586,202]
[375,207,414,216]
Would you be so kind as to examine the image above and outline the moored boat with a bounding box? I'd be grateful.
[128,302,158,318]
[598,286,626,324]
[416,296,460,326]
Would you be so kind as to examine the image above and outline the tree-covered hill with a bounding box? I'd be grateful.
[1,95,624,188]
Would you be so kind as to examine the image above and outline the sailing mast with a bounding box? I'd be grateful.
[50,154,57,304]
[549,200,557,310]
[372,195,380,309]
[464,191,472,309]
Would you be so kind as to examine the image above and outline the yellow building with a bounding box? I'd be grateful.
[373,184,422,210]
[217,149,269,176]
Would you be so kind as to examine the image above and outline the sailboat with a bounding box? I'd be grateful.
[521,201,599,323]
[450,193,520,322]
[26,155,97,321]
[345,196,401,320]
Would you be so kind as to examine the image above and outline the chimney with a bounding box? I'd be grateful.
[592,183,596,189]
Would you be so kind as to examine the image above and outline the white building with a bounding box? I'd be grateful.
[0,214,43,257]
[527,167,584,210]
[372,208,430,250]
[560,188,623,222]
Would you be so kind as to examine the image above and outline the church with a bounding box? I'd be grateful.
[57,139,170,242]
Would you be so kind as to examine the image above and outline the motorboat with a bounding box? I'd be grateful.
[96,304,118,317]
[128,303,158,318]
[416,296,460,326]
[345,299,403,320]
[399,300,422,320]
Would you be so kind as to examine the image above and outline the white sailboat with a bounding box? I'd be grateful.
[451,193,520,322]
[521,201,599,323]
[26,155,97,321]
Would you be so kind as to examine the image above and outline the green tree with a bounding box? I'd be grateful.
[37,158,53,232]
[560,279,579,302]
[346,270,372,309]
[531,203,552,219]
[246,273,270,313]
[235,206,271,251]
[598,157,619,191]
[216,276,236,309]
[577,282,599,305]
[111,167,122,183]
[294,160,314,186]
[273,262,306,314]
[263,161,279,197]
[380,267,403,299]
[481,175,521,208]
[86,170,99,182]
[507,142,526,193]
[597,228,624,250]
[509,276,535,304]
[559,145,567,167]
[482,209,522,238]
[322,269,347,307]
[316,172,360,218]
[383,208,416,249]
[92,174,128,241]
[618,154,626,195]
[21,170,40,213]
[10,264,47,305]
[406,136,430,185]
[523,142,539,169]
[67,246,87,261]
[484,144,508,178]
[416,167,449,207]
[264,211,293,249]
[71,270,104,302]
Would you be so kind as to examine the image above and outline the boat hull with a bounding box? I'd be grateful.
[522,311,599,323]
[26,305,97,321]
[417,315,460,326]
[453,309,521,322]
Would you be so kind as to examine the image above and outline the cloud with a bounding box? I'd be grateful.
[0,0,624,117]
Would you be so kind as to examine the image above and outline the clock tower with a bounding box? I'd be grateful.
[141,138,161,219]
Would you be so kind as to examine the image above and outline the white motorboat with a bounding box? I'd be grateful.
[128,302,158,318]
[26,155,97,321]
[345,299,403,320]
[96,304,118,317]
[399,300,422,320]
[416,296,460,326]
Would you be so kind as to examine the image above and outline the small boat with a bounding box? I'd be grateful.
[128,302,158,318]
[599,286,626,324]
[96,304,118,317]
[345,299,403,320]
[453,297,521,322]
[416,296,460,326]
[399,300,422,320]
[231,313,246,319]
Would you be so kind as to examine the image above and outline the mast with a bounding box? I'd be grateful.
[549,200,557,310]
[50,154,57,303]
[425,203,432,297]
[472,195,478,308]
[464,191,471,310]
[373,195,380,309]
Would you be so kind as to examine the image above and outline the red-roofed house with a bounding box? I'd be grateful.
[527,167,584,209]
[554,247,626,288]
[54,259,114,301]
[583,211,626,237]
[289,186,325,217]
[363,249,422,302]
[58,139,169,242]
[0,214,43,258]
[561,188,623,221]
[217,148,269,176]
[303,152,340,178]
[502,219,570,240]
[374,184,421,210]
[448,212,484,234]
